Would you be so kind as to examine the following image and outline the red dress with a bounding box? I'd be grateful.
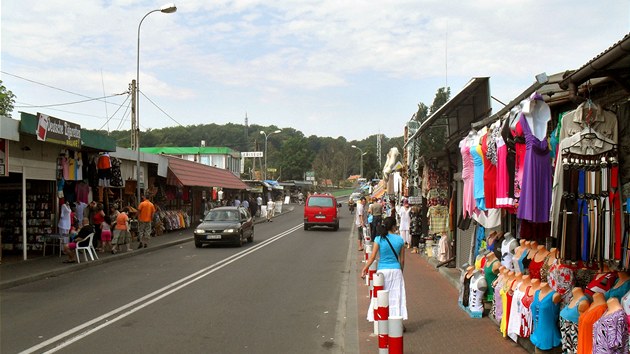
[481,133,497,209]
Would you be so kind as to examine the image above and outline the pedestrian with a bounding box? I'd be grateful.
[266,198,275,222]
[249,197,258,219]
[234,196,241,207]
[398,199,412,248]
[91,202,105,252]
[62,217,95,263]
[355,197,367,251]
[361,216,408,326]
[242,197,249,210]
[256,195,263,216]
[368,197,383,238]
[58,201,72,238]
[111,207,132,254]
[137,195,156,248]
[100,215,113,253]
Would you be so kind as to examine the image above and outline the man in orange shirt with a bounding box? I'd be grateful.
[137,195,156,249]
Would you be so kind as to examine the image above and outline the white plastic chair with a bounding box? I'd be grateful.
[75,233,99,263]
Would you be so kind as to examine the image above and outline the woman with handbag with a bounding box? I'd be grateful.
[361,216,408,324]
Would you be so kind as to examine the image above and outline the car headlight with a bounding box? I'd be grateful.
[194,229,205,235]
[224,228,237,233]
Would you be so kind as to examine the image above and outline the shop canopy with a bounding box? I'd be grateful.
[371,180,386,199]
[165,155,248,190]
[404,77,491,150]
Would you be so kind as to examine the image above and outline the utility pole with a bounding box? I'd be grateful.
[130,80,137,150]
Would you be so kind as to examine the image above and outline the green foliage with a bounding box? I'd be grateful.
[416,87,451,155]
[0,80,16,117]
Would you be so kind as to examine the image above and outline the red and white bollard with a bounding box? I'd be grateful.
[372,272,385,335]
[388,316,403,354]
[377,289,389,353]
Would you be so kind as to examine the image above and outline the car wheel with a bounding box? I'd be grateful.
[195,240,202,248]
[333,223,339,231]
[304,224,309,231]
[236,231,244,247]
[247,229,254,243]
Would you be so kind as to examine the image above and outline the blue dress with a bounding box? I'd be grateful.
[470,144,486,211]
[531,289,561,350]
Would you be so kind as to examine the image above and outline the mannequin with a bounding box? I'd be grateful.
[592,297,629,353]
[585,265,617,297]
[500,232,517,271]
[605,271,630,301]
[511,272,524,292]
[460,266,475,307]
[507,274,530,342]
[500,271,517,337]
[484,252,500,301]
[469,269,487,313]
[530,282,562,350]
[526,278,540,296]
[512,239,527,273]
[559,287,591,353]
[521,93,551,141]
[529,244,549,280]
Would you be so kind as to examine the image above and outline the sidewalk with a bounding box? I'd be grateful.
[356,243,526,353]
[0,206,294,290]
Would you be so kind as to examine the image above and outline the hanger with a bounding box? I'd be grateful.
[564,125,616,153]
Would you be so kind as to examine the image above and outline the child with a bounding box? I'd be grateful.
[100,215,113,253]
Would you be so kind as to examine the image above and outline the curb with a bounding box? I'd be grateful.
[0,206,295,290]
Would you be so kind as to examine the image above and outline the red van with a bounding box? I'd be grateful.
[303,194,341,231]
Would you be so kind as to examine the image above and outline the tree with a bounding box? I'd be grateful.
[278,135,314,180]
[0,80,16,117]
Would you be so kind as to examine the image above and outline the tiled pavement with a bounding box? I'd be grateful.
[356,247,528,354]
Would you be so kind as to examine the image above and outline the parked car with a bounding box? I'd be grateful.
[303,194,341,231]
[194,206,254,247]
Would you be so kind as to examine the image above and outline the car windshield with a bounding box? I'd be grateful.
[205,210,239,221]
[307,197,334,207]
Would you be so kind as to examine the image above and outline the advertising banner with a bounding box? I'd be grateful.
[36,113,81,148]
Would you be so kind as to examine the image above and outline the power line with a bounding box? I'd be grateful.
[14,92,127,109]
[139,90,184,127]
[14,101,114,120]
[98,94,131,131]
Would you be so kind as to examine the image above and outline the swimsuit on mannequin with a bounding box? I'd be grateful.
[507,274,529,342]
[500,271,516,337]
[501,232,517,271]
[512,239,527,273]
[559,287,591,353]
[593,297,629,353]
[529,245,548,280]
[605,271,630,302]
[520,278,539,338]
[530,282,562,350]
[469,270,487,313]
[577,293,608,354]
[540,247,558,282]
[484,252,500,300]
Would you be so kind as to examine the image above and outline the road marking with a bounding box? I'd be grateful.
[19,224,304,354]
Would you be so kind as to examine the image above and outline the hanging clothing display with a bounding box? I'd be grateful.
[460,138,476,217]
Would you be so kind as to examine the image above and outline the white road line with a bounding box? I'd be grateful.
[19,224,304,354]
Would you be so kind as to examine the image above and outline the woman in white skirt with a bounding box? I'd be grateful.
[361,216,408,323]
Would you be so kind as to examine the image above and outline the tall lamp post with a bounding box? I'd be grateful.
[351,145,367,178]
[136,3,177,205]
[260,129,281,180]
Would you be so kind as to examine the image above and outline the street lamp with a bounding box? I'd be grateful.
[260,129,281,180]
[351,145,367,178]
[136,3,177,204]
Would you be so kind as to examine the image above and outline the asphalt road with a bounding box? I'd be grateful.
[1,202,359,354]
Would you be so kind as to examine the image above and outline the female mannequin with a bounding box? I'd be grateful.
[577,292,608,354]
[507,274,530,342]
[459,266,475,307]
[585,265,617,298]
[469,269,487,313]
[512,239,527,273]
[492,266,508,323]
[484,252,501,301]
[605,271,630,301]
[500,271,517,338]
[528,245,548,280]
[500,232,517,271]
[521,241,535,272]
[520,278,539,339]
[530,282,562,350]
[540,247,557,283]
[511,272,524,292]
[559,287,590,353]
[592,297,629,353]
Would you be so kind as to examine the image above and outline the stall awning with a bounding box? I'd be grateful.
[404,77,491,149]
[371,180,386,199]
[166,156,248,190]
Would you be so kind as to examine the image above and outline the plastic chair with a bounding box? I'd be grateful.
[75,233,99,263]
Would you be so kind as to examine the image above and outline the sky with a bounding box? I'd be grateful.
[2,1,630,142]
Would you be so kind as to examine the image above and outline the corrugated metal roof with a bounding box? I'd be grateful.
[165,156,248,190]
[141,146,239,156]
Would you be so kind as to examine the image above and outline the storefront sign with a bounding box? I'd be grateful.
[0,138,8,177]
[241,151,263,158]
[36,113,81,148]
